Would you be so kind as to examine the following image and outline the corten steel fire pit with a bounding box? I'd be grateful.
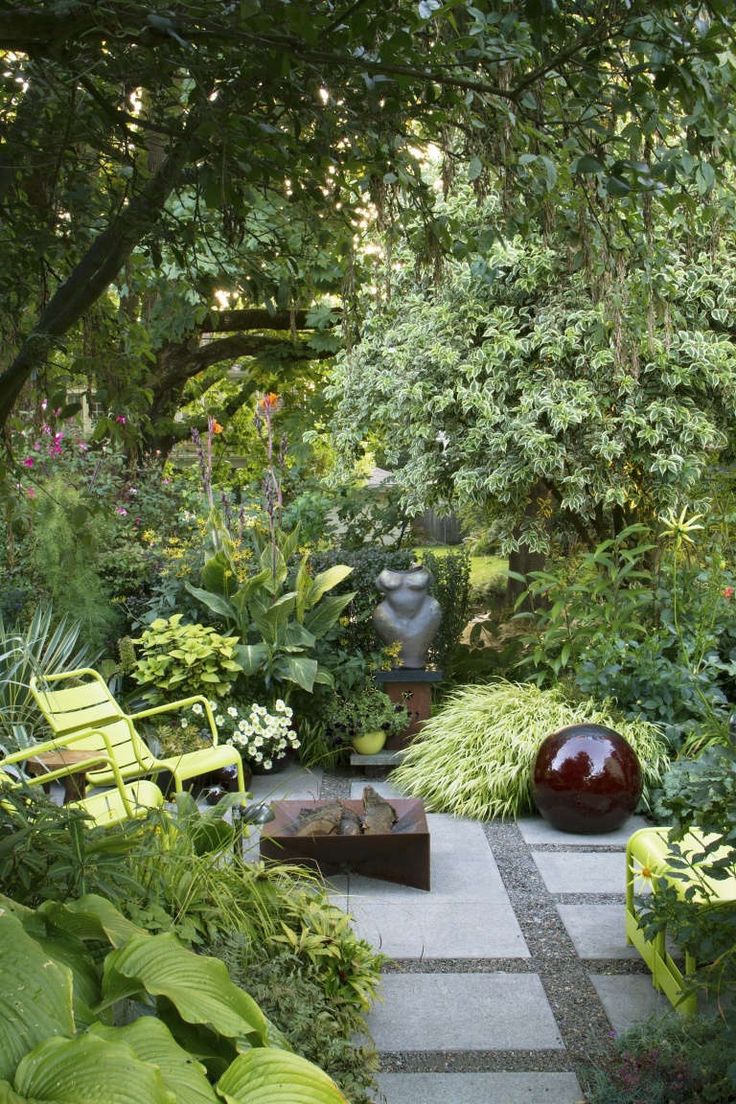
[259,798,431,891]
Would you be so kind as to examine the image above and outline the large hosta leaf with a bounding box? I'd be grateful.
[216,1048,348,1103]
[40,894,146,949]
[0,913,74,1081]
[12,1035,173,1103]
[102,934,269,1045]
[89,1020,218,1104]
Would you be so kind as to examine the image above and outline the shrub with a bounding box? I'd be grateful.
[420,547,471,668]
[585,1014,736,1103]
[131,613,242,702]
[222,946,380,1104]
[310,547,413,654]
[391,680,669,820]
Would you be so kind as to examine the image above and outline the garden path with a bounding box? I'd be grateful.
[245,765,669,1104]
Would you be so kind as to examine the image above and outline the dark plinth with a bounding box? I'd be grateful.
[259,798,430,890]
[375,669,442,748]
[533,723,642,834]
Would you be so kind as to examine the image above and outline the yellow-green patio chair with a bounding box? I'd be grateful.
[0,729,165,828]
[30,668,247,797]
[625,826,736,1014]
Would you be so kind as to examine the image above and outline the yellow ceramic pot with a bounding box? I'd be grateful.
[351,729,387,755]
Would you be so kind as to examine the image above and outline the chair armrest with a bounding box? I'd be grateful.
[0,729,121,790]
[129,695,219,744]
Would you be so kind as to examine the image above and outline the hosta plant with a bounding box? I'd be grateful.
[391,680,668,820]
[0,892,348,1103]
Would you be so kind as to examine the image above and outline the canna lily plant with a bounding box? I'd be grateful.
[186,523,354,695]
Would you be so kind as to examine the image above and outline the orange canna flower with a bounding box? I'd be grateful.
[258,392,281,413]
[211,419,224,434]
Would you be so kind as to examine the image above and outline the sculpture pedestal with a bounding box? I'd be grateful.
[375,668,442,749]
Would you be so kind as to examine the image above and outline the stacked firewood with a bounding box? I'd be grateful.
[295,786,397,836]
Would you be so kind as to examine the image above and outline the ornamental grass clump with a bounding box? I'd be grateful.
[391,680,668,821]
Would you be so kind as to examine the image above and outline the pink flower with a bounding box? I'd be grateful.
[41,423,52,435]
[33,440,41,451]
[22,457,34,468]
[134,516,142,526]
[77,441,89,451]
[115,414,127,425]
[26,487,37,499]
[723,586,734,599]
[53,407,62,417]
[115,506,128,516]
[162,477,170,484]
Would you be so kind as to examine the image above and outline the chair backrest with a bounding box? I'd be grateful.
[30,669,155,774]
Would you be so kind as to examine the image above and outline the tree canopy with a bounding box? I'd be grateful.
[2,1,736,437]
[330,191,736,550]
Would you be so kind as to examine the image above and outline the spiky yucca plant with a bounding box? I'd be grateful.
[391,680,669,821]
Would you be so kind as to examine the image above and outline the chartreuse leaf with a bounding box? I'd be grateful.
[89,1020,217,1104]
[102,933,269,1046]
[0,912,75,1081]
[12,1035,174,1103]
[39,894,146,949]
[0,1082,26,1103]
[307,565,352,607]
[216,1048,349,1103]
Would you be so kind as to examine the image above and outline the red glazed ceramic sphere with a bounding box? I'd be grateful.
[532,723,642,834]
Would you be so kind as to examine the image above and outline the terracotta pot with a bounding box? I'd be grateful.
[532,723,642,834]
[351,729,387,755]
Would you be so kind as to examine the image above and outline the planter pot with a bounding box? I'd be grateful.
[351,730,387,756]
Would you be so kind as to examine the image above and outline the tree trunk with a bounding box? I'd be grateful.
[0,120,197,433]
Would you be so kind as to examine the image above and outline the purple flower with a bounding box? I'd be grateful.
[115,506,128,516]
[115,414,127,425]
[22,457,34,468]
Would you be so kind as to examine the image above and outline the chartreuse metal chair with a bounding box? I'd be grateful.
[30,668,246,797]
[0,729,165,828]
[625,826,736,1015]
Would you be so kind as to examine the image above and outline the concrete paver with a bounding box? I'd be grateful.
[557,903,639,959]
[248,764,323,801]
[532,850,625,895]
[518,815,647,847]
[367,973,564,1051]
[375,1072,584,1104]
[349,896,529,958]
[590,973,668,1033]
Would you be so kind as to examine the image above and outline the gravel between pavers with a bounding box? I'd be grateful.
[314,769,627,1087]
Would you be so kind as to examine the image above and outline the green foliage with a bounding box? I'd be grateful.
[641,737,736,1005]
[310,548,413,656]
[0,787,145,906]
[0,893,348,1102]
[187,524,354,696]
[27,479,122,651]
[221,947,379,1104]
[392,680,668,821]
[516,522,736,748]
[132,614,242,703]
[323,686,408,744]
[331,206,736,553]
[419,547,471,669]
[0,605,91,751]
[585,1014,736,1103]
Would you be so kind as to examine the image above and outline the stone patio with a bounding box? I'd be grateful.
[245,766,670,1103]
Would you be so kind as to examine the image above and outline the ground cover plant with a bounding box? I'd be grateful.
[585,1014,736,1103]
[392,680,669,821]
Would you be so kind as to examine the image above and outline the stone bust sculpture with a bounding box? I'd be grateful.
[373,566,442,669]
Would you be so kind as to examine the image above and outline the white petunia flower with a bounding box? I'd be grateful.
[227,706,238,718]
[180,719,188,729]
[191,703,203,716]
